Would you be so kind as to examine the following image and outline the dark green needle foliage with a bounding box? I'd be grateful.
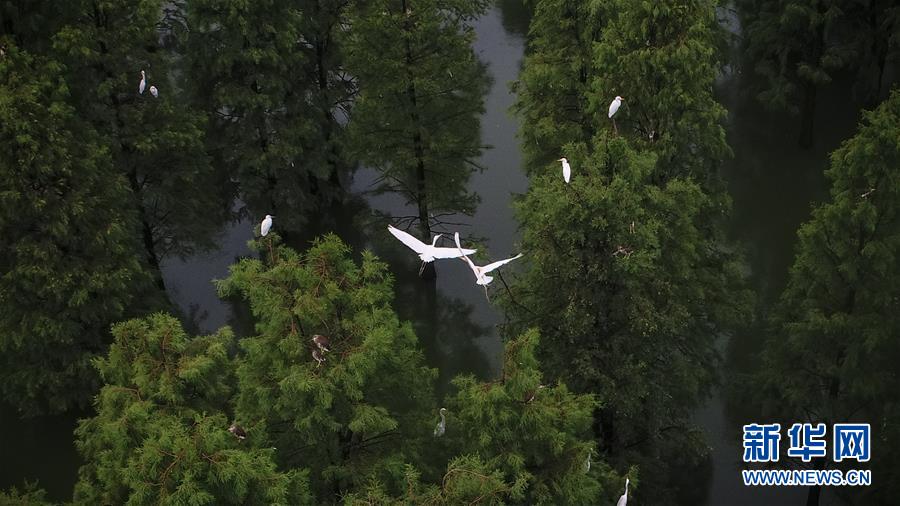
[511,0,603,170]
[217,234,437,500]
[591,0,730,183]
[0,483,52,506]
[448,329,621,504]
[346,330,625,505]
[52,0,227,273]
[503,134,749,500]
[0,44,150,414]
[756,91,900,505]
[185,0,347,231]
[74,313,310,505]
[737,0,899,146]
[345,0,490,238]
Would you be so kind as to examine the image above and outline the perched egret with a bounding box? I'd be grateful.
[149,85,158,98]
[454,232,523,297]
[312,349,326,367]
[584,448,592,473]
[523,384,546,403]
[434,407,447,437]
[139,70,146,94]
[608,96,624,118]
[228,423,247,440]
[387,225,475,273]
[312,334,331,352]
[616,478,629,506]
[260,215,274,237]
[557,157,571,183]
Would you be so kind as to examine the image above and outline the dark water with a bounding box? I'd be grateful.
[0,1,872,504]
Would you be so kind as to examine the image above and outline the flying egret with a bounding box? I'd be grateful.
[608,96,624,118]
[139,70,146,94]
[616,478,629,506]
[433,408,447,437]
[454,232,523,298]
[387,225,475,274]
[149,85,158,98]
[861,188,876,199]
[228,423,247,440]
[312,334,331,352]
[312,349,326,367]
[557,157,571,183]
[260,215,274,237]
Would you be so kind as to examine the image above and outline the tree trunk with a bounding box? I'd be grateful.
[402,0,436,280]
[805,458,826,506]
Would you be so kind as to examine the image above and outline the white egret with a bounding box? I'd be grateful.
[433,407,447,437]
[861,188,876,199]
[616,478,629,506]
[584,448,592,473]
[228,423,247,440]
[139,70,146,94]
[609,96,624,134]
[454,233,523,296]
[149,85,158,98]
[312,349,326,367]
[387,225,475,273]
[260,215,274,237]
[312,334,331,352]
[608,96,624,118]
[557,157,571,183]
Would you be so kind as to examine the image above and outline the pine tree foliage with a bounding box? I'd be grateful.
[185,0,347,230]
[344,0,490,237]
[52,0,227,268]
[345,330,625,505]
[737,0,899,145]
[0,43,149,414]
[511,0,603,171]
[502,134,749,499]
[448,329,620,504]
[0,483,52,506]
[590,0,729,183]
[758,90,900,504]
[73,313,309,505]
[217,234,437,499]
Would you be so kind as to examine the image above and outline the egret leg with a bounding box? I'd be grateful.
[418,261,426,276]
[612,118,618,135]
[483,285,490,303]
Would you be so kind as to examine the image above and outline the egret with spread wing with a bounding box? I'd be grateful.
[387,225,475,274]
[454,232,523,298]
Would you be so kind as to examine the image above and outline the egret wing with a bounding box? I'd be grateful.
[481,253,523,274]
[453,232,480,273]
[387,225,428,253]
[431,246,476,259]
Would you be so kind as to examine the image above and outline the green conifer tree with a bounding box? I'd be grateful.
[52,0,228,285]
[185,0,349,230]
[0,43,151,413]
[757,90,900,505]
[502,134,749,500]
[344,0,490,249]
[590,0,729,183]
[73,313,310,505]
[217,234,437,499]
